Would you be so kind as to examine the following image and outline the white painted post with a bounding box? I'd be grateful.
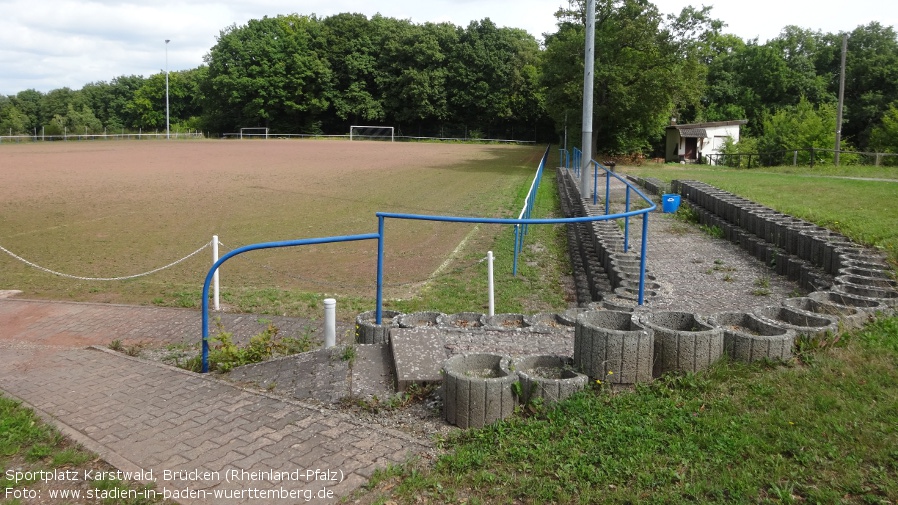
[487,251,495,317]
[212,236,220,311]
[324,298,336,348]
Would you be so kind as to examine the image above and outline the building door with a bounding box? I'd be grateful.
[684,137,698,160]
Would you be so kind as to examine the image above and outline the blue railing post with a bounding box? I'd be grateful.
[604,168,611,216]
[376,216,385,325]
[624,186,631,253]
[593,161,598,206]
[639,212,649,305]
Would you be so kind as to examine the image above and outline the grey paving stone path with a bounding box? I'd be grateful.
[0,299,426,504]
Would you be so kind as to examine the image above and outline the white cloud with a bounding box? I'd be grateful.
[0,0,894,94]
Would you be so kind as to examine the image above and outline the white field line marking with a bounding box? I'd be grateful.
[403,224,481,297]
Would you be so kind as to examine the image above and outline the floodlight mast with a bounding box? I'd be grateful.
[580,0,596,198]
[165,39,170,140]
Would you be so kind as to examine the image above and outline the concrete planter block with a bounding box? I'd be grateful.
[831,283,898,308]
[782,297,866,330]
[355,310,401,344]
[822,241,856,274]
[808,291,889,316]
[638,311,723,378]
[709,312,795,362]
[514,355,588,405]
[442,353,517,429]
[483,313,530,331]
[834,275,898,291]
[398,311,446,328]
[752,306,840,340]
[437,312,485,330]
[574,310,653,383]
[839,267,896,281]
[786,256,808,282]
[613,286,659,301]
[558,308,593,326]
[598,297,638,312]
[524,312,570,331]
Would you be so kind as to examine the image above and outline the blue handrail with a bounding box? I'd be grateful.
[513,146,550,275]
[200,234,379,373]
[199,148,657,373]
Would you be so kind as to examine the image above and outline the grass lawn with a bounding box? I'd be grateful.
[622,163,898,266]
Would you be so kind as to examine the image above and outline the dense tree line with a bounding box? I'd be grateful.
[2,2,898,156]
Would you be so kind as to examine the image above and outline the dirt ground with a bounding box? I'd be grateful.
[0,139,542,313]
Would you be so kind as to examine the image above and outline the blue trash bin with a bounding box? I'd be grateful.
[661,194,681,213]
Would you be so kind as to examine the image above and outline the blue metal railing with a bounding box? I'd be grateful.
[513,146,550,275]
[559,148,656,305]
[200,234,379,373]
[200,147,657,373]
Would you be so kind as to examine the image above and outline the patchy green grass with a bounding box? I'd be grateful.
[0,394,171,504]
[624,164,898,266]
[357,317,898,504]
[386,171,573,315]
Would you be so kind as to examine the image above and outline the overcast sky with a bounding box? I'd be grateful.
[1,0,895,95]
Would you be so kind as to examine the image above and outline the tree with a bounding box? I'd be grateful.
[82,75,147,131]
[375,18,457,133]
[869,103,898,152]
[447,19,545,137]
[0,98,29,135]
[202,14,333,134]
[320,13,385,130]
[542,0,719,155]
[758,96,842,165]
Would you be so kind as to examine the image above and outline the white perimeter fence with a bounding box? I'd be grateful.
[1,132,533,144]
[0,131,205,142]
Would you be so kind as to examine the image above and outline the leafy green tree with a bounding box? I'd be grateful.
[834,23,898,149]
[376,18,457,133]
[320,13,385,130]
[869,103,898,152]
[542,0,718,155]
[126,68,205,130]
[202,14,333,134]
[757,96,843,165]
[81,75,147,131]
[447,19,544,138]
[11,89,43,133]
[0,97,30,134]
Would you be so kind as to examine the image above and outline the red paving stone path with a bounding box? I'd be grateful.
[0,299,426,504]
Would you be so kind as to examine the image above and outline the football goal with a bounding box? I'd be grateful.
[349,126,394,142]
[239,127,269,139]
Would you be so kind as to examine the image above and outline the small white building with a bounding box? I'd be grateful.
[665,120,747,164]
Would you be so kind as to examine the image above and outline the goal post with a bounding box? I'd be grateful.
[349,126,394,142]
[239,127,269,139]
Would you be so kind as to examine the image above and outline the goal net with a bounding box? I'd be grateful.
[349,126,394,142]
[239,127,269,139]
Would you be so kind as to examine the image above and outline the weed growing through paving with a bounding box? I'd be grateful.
[753,276,772,296]
[179,318,317,372]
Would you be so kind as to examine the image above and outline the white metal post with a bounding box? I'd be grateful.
[580,0,596,198]
[324,298,336,348]
[487,251,495,316]
[212,235,220,311]
[165,39,171,140]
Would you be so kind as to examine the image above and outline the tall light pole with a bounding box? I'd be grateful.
[580,0,596,198]
[165,39,170,140]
